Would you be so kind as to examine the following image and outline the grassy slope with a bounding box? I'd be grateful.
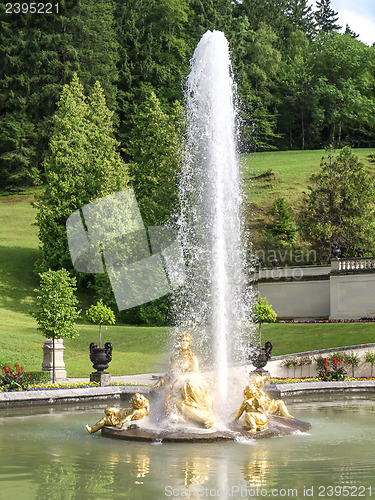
[1,149,375,377]
[241,148,375,238]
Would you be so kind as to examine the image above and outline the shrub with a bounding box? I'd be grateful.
[25,371,50,384]
[317,354,346,381]
[1,363,31,391]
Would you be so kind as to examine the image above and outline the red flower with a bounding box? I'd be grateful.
[29,375,32,379]
[15,363,19,367]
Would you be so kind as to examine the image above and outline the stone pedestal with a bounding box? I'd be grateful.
[42,338,67,382]
[249,368,271,384]
[90,372,111,386]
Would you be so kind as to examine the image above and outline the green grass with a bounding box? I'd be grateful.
[1,151,375,378]
[242,148,375,210]
[262,322,375,356]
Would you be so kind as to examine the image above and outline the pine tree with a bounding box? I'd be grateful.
[285,0,315,40]
[314,0,341,34]
[34,76,128,273]
[127,92,184,226]
[300,148,375,262]
[0,0,119,189]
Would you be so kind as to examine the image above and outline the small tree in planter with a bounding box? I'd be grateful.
[86,299,116,348]
[364,351,375,377]
[252,295,277,346]
[344,352,360,378]
[32,269,80,383]
[86,300,115,383]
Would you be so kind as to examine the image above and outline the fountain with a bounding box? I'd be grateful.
[85,30,310,441]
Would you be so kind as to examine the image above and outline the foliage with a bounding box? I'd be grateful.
[344,352,360,377]
[26,371,50,384]
[364,351,375,377]
[1,363,31,391]
[314,0,341,35]
[316,354,346,381]
[300,147,375,262]
[252,295,277,345]
[267,197,297,243]
[0,0,120,189]
[127,92,184,226]
[34,75,128,274]
[311,32,375,148]
[86,299,116,347]
[32,268,80,340]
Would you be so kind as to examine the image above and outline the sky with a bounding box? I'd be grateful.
[307,0,375,46]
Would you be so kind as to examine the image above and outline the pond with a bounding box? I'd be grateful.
[1,396,374,499]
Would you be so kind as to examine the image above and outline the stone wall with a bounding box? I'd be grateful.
[257,258,375,320]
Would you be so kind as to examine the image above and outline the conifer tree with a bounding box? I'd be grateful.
[127,92,184,226]
[0,0,119,189]
[285,0,315,40]
[34,75,128,273]
[314,0,341,34]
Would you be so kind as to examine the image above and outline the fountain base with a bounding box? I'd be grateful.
[101,415,311,443]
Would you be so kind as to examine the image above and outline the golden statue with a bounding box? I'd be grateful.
[85,393,150,433]
[234,384,268,433]
[152,332,214,429]
[250,374,293,418]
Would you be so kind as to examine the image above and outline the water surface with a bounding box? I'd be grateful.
[1,397,374,499]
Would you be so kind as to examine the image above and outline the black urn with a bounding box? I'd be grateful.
[89,342,113,373]
[248,341,273,370]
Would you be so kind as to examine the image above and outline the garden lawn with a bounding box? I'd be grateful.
[262,322,375,356]
[242,148,375,213]
[2,155,375,378]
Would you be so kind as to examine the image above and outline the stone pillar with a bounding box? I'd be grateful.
[42,338,67,382]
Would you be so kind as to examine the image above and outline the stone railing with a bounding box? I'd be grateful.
[331,257,375,274]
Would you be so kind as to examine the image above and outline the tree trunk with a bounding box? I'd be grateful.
[52,334,56,384]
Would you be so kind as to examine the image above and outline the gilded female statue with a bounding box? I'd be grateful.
[152,332,214,429]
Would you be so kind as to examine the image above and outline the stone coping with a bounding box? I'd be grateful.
[1,379,374,409]
[268,380,375,399]
[0,384,151,409]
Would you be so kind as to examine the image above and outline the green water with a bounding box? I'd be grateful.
[1,398,374,499]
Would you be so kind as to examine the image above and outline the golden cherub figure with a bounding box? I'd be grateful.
[234,384,268,433]
[85,393,150,434]
[151,332,214,429]
[251,374,293,418]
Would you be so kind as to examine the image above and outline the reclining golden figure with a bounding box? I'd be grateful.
[85,393,150,434]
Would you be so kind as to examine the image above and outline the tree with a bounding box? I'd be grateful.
[312,32,375,148]
[127,92,184,227]
[86,300,116,348]
[34,75,128,274]
[0,0,119,189]
[314,0,340,35]
[252,295,277,346]
[300,148,375,262]
[277,30,321,150]
[231,21,282,151]
[267,198,297,243]
[285,0,315,40]
[32,268,80,383]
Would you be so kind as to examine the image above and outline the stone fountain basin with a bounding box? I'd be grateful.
[101,415,311,443]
